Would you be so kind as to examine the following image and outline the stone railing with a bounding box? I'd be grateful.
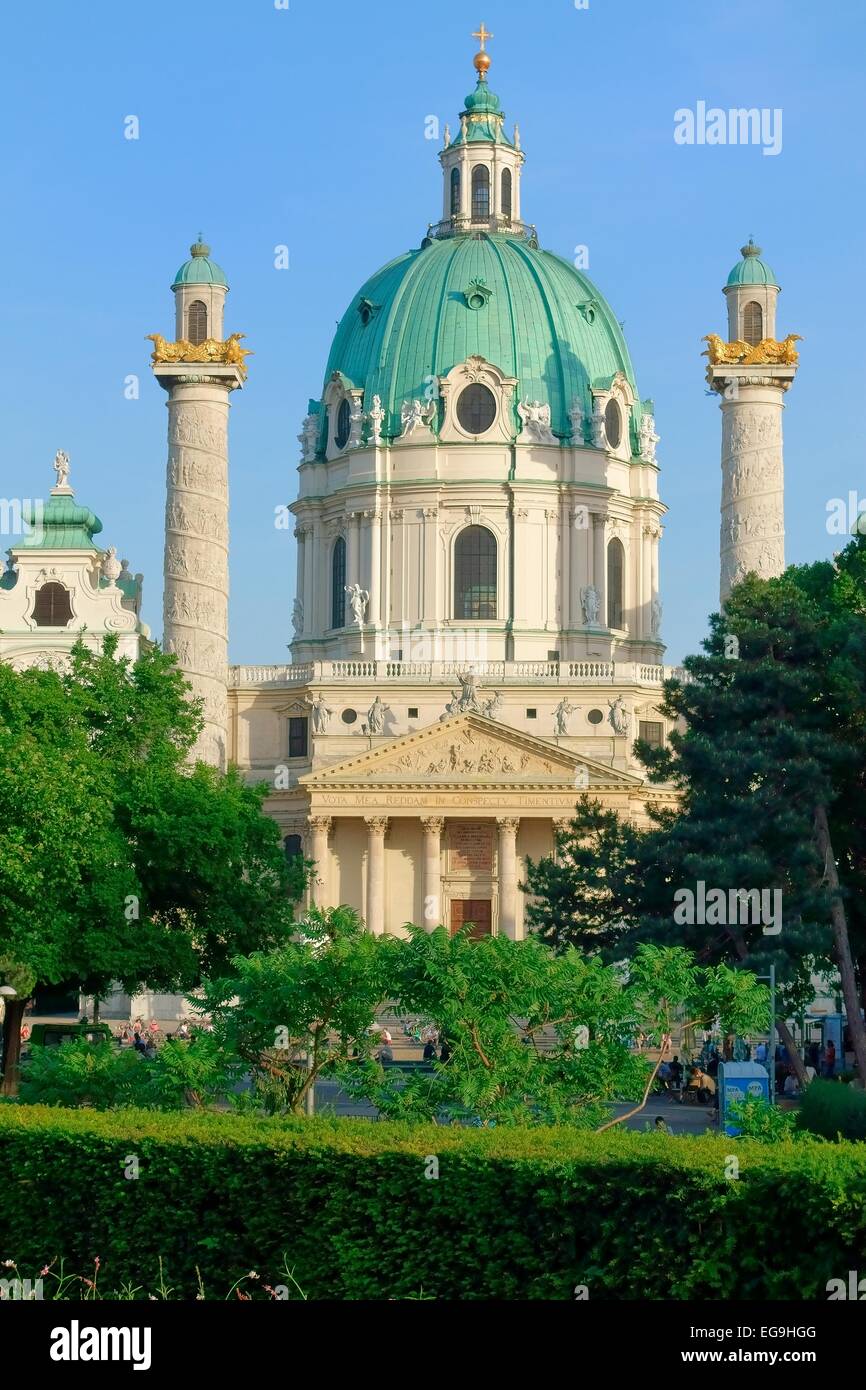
[229,660,682,689]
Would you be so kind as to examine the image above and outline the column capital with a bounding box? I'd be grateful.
[420,816,446,835]
[496,816,520,834]
[365,815,389,834]
[309,814,332,833]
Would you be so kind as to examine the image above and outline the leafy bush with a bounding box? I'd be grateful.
[797,1078,866,1141]
[2,1106,865,1300]
[18,1037,238,1111]
[728,1095,800,1142]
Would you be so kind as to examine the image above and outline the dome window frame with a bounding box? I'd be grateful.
[592,371,637,462]
[462,277,493,312]
[438,356,518,446]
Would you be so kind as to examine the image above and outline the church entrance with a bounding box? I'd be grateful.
[450,899,492,939]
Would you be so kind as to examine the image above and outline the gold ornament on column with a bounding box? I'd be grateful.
[146,332,253,380]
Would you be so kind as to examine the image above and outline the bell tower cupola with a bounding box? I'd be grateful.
[171,234,229,344]
[435,25,528,240]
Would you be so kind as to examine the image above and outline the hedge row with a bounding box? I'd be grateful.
[798,1078,866,1141]
[1,1105,865,1300]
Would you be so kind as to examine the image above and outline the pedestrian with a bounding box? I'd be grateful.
[378,1041,394,1065]
[754,1040,767,1066]
[439,1037,451,1064]
[821,1040,836,1079]
[422,1039,437,1061]
[669,1055,683,1092]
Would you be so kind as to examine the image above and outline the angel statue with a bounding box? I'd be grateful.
[400,397,435,438]
[345,582,369,627]
[607,695,630,738]
[53,449,71,491]
[292,596,303,635]
[581,584,600,626]
[553,698,574,736]
[305,692,333,735]
[367,695,390,735]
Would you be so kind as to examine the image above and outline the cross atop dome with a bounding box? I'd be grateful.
[472,22,493,78]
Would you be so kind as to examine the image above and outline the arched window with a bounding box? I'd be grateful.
[501,168,512,219]
[284,833,303,860]
[607,538,625,630]
[743,301,763,346]
[331,537,346,629]
[471,165,490,222]
[187,300,207,345]
[604,399,622,450]
[334,399,351,450]
[454,525,497,620]
[33,581,73,627]
[450,167,461,216]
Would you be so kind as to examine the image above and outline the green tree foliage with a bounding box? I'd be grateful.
[201,906,397,1115]
[0,639,307,1089]
[343,930,767,1128]
[18,1035,239,1111]
[524,541,866,1080]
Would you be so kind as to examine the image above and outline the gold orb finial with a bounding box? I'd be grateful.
[472,22,493,77]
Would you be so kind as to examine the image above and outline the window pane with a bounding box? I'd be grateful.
[450,167,460,215]
[471,165,490,221]
[607,539,624,629]
[334,399,351,450]
[33,582,73,627]
[638,720,663,748]
[501,168,512,217]
[455,525,497,619]
[331,537,346,628]
[456,383,496,434]
[604,399,622,449]
[288,716,308,758]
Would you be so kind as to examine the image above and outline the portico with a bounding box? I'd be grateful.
[296,713,656,937]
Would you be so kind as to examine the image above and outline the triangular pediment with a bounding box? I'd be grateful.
[301,713,643,790]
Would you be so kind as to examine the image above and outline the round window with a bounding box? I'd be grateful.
[334,399,351,451]
[341,708,358,725]
[456,383,497,435]
[604,399,622,449]
[587,708,604,725]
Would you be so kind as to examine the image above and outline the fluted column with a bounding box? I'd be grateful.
[497,817,520,940]
[365,816,388,936]
[420,817,445,931]
[309,816,332,908]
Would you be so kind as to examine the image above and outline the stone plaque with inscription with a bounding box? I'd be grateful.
[450,822,493,872]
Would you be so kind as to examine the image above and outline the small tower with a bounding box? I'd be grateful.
[151,237,244,769]
[705,241,800,602]
[434,25,528,239]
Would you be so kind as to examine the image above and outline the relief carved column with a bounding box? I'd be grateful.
[497,817,520,940]
[420,817,445,932]
[365,816,389,936]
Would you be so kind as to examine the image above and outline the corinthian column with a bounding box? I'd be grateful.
[497,817,520,940]
[365,817,389,936]
[420,817,445,931]
[309,816,332,908]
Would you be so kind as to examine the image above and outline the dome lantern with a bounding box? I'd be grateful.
[435,25,528,240]
[171,234,230,344]
[723,236,780,344]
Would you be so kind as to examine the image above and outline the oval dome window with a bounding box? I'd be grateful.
[604,399,622,450]
[456,383,497,435]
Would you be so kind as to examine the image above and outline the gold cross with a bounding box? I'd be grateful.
[472,23,493,50]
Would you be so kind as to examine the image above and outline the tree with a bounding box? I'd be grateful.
[201,906,396,1115]
[524,550,866,1085]
[0,639,306,1093]
[343,928,768,1128]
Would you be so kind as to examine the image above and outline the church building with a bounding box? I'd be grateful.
[2,33,800,947]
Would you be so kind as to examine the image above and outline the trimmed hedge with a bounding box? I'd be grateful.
[798,1078,866,1141]
[1,1105,866,1299]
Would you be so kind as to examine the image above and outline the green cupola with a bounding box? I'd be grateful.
[171,235,229,290]
[726,239,778,287]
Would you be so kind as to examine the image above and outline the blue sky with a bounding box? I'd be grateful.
[2,0,864,665]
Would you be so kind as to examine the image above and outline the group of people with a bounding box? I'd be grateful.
[656,1054,718,1106]
[116,1016,195,1058]
[374,1023,451,1066]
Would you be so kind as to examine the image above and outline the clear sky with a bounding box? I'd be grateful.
[2,0,863,665]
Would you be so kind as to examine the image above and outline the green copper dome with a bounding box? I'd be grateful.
[323,233,642,445]
[171,235,228,290]
[726,239,777,287]
[17,492,103,550]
